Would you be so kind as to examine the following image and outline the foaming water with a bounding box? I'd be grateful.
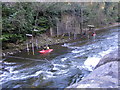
[1,27,119,88]
[83,57,101,71]
[62,27,118,71]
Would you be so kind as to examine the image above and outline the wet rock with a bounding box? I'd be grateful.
[50,69,58,72]
[67,49,119,88]
[95,49,119,68]
[67,61,119,88]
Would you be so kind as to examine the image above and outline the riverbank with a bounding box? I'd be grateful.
[2,23,120,58]
[66,49,119,88]
[2,34,70,57]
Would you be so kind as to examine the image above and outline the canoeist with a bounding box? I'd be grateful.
[92,32,96,36]
[43,45,50,50]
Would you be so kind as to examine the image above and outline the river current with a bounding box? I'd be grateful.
[1,27,119,88]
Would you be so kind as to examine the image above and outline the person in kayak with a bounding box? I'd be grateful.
[43,45,50,50]
[46,46,50,49]
[92,32,96,36]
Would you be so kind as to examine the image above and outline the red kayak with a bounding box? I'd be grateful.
[38,49,53,54]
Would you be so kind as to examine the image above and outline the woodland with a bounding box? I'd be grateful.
[2,2,119,48]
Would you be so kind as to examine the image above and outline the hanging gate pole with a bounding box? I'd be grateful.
[26,42,30,55]
[31,31,34,55]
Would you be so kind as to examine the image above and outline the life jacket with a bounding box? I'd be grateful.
[46,47,49,49]
[92,33,96,36]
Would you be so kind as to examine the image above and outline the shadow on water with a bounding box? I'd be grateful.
[5,44,70,62]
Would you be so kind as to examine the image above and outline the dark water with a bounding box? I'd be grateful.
[1,27,119,88]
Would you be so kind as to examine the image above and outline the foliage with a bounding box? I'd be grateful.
[2,34,23,43]
[2,2,119,47]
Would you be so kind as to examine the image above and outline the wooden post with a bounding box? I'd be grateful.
[80,7,83,34]
[56,22,59,37]
[26,42,29,55]
[26,34,33,55]
[73,20,76,40]
[32,43,34,55]
[36,38,38,49]
[32,32,34,55]
[68,32,71,40]
[50,27,53,37]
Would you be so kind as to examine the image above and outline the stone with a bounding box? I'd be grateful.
[67,49,119,88]
[67,61,119,88]
[95,49,119,68]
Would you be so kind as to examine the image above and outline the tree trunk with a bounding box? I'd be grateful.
[80,8,83,34]
[74,33,76,40]
[50,27,53,37]
[35,12,39,27]
[56,22,59,37]
[68,32,71,39]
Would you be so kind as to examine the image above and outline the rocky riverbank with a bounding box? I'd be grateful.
[2,34,70,57]
[66,49,119,88]
[2,23,120,58]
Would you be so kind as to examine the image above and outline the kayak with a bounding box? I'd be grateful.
[38,49,53,54]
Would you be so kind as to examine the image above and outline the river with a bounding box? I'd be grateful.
[1,27,119,88]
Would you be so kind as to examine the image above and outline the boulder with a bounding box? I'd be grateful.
[95,49,119,68]
[67,49,119,88]
[67,61,119,88]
